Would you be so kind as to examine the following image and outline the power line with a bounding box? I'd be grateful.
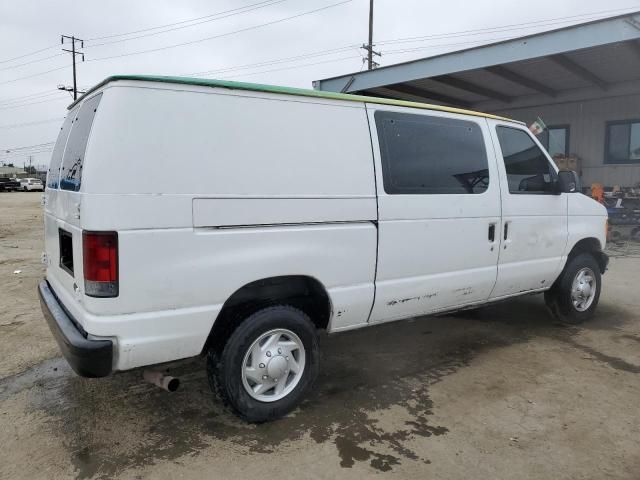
[0,45,58,65]
[86,1,353,63]
[0,90,61,106]
[0,118,63,130]
[0,96,68,111]
[0,65,67,86]
[217,54,362,80]
[382,34,535,56]
[86,0,282,41]
[85,0,288,47]
[0,149,54,158]
[0,141,56,153]
[376,6,640,46]
[0,53,65,72]
[187,44,360,76]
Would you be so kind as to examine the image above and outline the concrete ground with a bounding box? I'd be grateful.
[1,192,639,480]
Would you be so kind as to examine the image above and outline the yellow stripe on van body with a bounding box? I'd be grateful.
[69,75,519,124]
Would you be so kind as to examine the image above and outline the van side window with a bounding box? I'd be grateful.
[496,126,558,195]
[375,111,489,195]
[60,93,102,192]
[47,110,77,189]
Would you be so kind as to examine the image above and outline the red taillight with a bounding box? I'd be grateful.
[83,231,118,297]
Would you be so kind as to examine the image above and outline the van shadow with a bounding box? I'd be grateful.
[20,295,631,479]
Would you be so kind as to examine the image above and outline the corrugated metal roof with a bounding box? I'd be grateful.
[315,12,640,111]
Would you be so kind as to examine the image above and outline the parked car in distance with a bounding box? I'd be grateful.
[0,177,20,192]
[19,177,44,191]
[39,75,609,422]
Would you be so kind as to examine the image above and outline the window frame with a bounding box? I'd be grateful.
[374,110,491,196]
[59,93,103,192]
[495,125,559,196]
[604,118,640,165]
[540,124,570,157]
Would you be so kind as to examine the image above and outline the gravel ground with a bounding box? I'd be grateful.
[1,192,639,480]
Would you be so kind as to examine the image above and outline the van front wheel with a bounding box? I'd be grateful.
[545,253,601,324]
[207,305,319,422]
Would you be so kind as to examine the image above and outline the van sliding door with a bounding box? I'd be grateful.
[367,107,501,323]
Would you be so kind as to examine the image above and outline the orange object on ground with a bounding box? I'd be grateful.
[591,183,604,203]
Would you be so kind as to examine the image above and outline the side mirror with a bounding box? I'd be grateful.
[557,170,581,193]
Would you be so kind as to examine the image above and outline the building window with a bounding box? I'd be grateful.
[539,125,570,157]
[375,111,489,195]
[605,120,640,164]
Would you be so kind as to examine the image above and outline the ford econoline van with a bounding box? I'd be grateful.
[39,75,608,422]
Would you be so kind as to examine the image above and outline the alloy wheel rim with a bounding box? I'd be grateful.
[241,328,306,402]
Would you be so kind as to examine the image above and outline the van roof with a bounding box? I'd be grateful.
[70,75,520,123]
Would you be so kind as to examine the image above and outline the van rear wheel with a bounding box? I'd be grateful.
[545,253,601,324]
[207,305,319,422]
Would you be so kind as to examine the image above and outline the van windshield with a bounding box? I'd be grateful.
[59,93,102,192]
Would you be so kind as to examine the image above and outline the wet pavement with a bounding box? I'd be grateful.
[1,193,639,479]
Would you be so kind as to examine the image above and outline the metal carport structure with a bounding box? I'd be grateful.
[314,12,640,187]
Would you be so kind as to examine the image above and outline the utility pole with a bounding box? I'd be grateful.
[61,35,85,100]
[361,0,381,70]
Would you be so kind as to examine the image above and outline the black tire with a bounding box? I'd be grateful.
[207,305,319,422]
[545,252,602,324]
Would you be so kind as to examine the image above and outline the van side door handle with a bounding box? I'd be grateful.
[488,223,495,242]
[504,222,509,240]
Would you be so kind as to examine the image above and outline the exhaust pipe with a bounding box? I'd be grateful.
[143,370,180,392]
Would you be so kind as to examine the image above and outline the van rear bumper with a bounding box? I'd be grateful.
[38,280,113,378]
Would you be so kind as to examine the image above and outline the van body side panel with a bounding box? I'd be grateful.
[43,85,378,370]
[565,193,608,258]
[82,85,376,197]
[192,198,375,227]
[367,106,502,323]
[55,223,376,370]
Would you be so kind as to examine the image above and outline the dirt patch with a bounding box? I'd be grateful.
[1,192,640,480]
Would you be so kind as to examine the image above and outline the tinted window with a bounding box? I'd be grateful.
[60,93,102,191]
[375,111,489,195]
[539,125,569,157]
[605,120,640,164]
[47,110,77,189]
[496,126,557,194]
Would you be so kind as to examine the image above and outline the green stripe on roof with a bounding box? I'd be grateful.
[69,74,518,123]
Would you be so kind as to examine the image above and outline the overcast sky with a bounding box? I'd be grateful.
[1,0,639,168]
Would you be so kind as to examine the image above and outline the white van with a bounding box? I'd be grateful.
[39,75,608,421]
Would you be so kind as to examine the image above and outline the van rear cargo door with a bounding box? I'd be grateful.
[44,93,102,306]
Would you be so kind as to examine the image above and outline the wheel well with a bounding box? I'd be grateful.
[203,275,331,353]
[568,237,607,273]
